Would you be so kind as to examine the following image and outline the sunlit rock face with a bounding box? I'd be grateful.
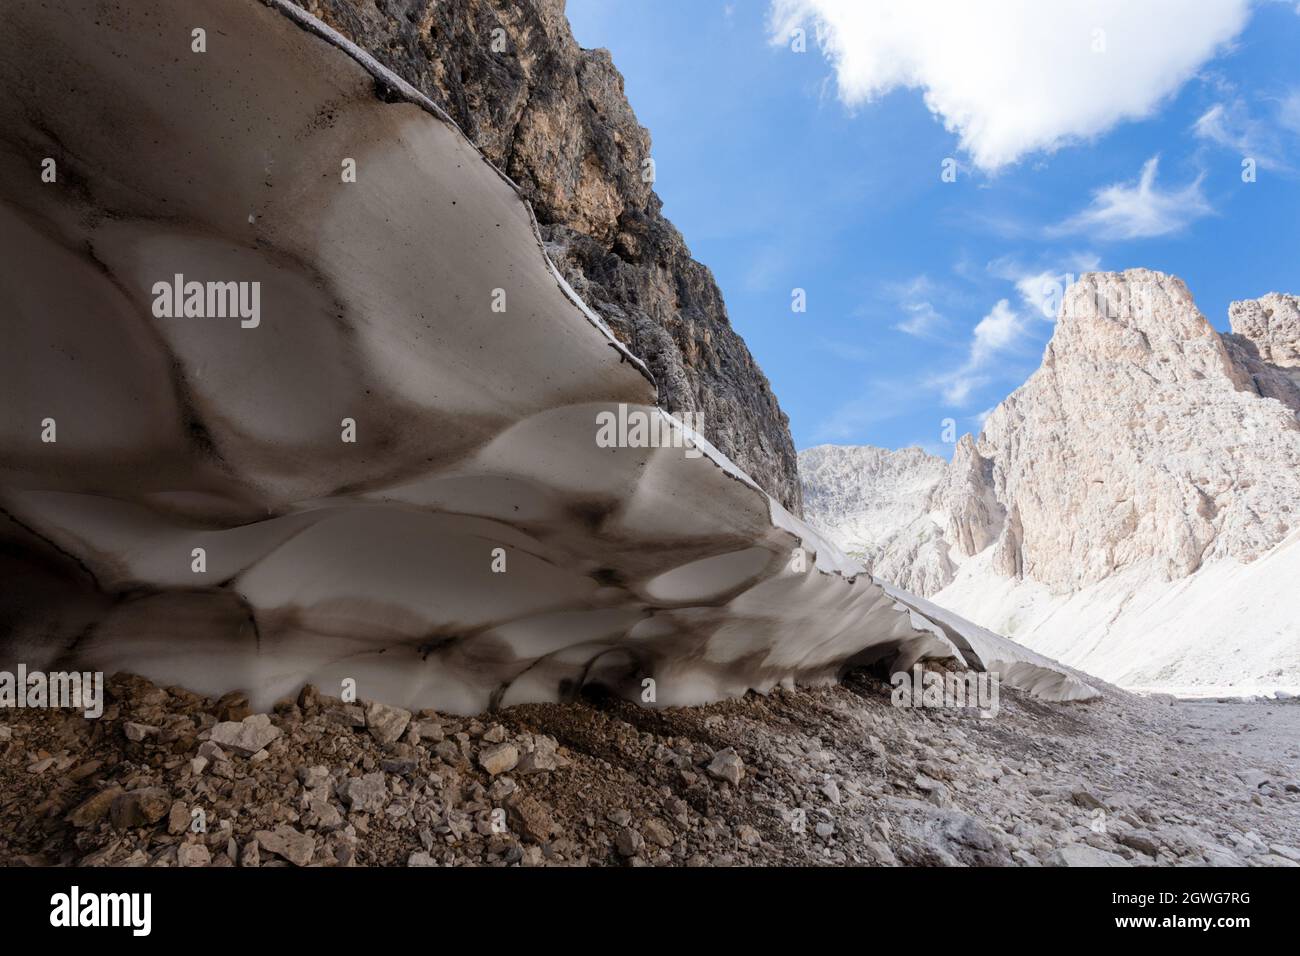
[0,0,1095,711]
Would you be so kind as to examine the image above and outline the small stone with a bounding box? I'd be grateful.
[410,719,444,743]
[407,851,438,866]
[509,795,560,843]
[168,801,190,835]
[1047,845,1131,867]
[820,779,842,805]
[215,691,252,722]
[517,735,570,773]
[1238,769,1271,789]
[110,787,171,829]
[177,843,211,867]
[123,722,158,742]
[478,742,519,776]
[1072,789,1107,810]
[707,748,745,786]
[329,705,366,729]
[1116,830,1160,856]
[240,840,260,867]
[434,739,467,768]
[616,827,644,857]
[815,821,835,839]
[913,773,940,792]
[209,713,281,756]
[67,786,124,827]
[365,701,412,746]
[197,741,225,761]
[737,824,762,846]
[67,759,103,782]
[482,724,507,743]
[343,772,388,814]
[304,799,343,830]
[643,818,674,848]
[253,825,315,867]
[299,765,331,790]
[190,756,208,775]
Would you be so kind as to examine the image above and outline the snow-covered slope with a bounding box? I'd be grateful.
[803,273,1300,693]
[0,0,1095,712]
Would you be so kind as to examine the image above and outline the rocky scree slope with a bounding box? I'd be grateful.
[4,671,1298,867]
[290,0,802,514]
[802,273,1300,689]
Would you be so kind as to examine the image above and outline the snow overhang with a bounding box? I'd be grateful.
[0,0,1095,710]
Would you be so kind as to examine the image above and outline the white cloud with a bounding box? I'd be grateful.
[768,0,1252,170]
[930,299,1031,406]
[1278,89,1300,134]
[1053,156,1212,240]
[890,277,946,337]
[989,253,1101,319]
[970,299,1026,366]
[1194,99,1292,170]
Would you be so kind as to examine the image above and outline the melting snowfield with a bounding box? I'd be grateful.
[0,0,1094,713]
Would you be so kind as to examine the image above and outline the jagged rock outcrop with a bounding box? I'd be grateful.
[289,0,802,514]
[803,270,1300,690]
[931,435,1004,560]
[1230,293,1300,369]
[979,271,1299,593]
[1225,293,1300,410]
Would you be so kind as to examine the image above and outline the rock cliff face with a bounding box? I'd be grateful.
[976,271,1299,593]
[290,0,802,514]
[803,271,1300,689]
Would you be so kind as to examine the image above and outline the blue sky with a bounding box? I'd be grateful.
[565,0,1300,456]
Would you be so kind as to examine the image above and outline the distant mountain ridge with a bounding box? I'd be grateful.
[801,271,1300,692]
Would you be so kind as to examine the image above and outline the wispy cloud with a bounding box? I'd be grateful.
[889,276,947,337]
[1282,89,1300,134]
[1193,98,1294,172]
[927,298,1034,406]
[989,253,1102,320]
[1052,156,1212,240]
